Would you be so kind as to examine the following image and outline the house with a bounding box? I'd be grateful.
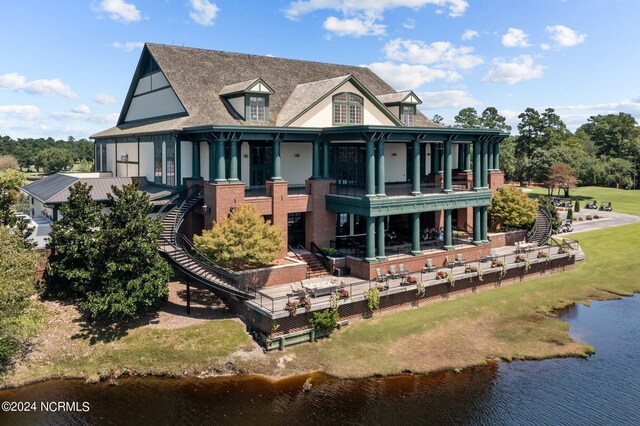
[89,43,507,282]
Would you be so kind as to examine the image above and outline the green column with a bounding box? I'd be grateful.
[271,137,282,181]
[481,206,488,242]
[430,144,436,175]
[228,137,239,182]
[175,139,181,187]
[464,144,471,172]
[481,141,489,189]
[323,139,330,178]
[312,138,320,179]
[376,216,386,260]
[473,207,482,245]
[457,144,464,170]
[365,137,376,197]
[488,141,495,171]
[443,140,452,193]
[494,142,500,171]
[365,216,376,262]
[208,141,216,182]
[192,141,201,179]
[473,140,481,189]
[411,139,421,195]
[411,212,421,255]
[215,138,226,183]
[433,144,441,173]
[376,138,385,196]
[443,209,453,250]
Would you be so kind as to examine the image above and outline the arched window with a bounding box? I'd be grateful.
[333,92,363,125]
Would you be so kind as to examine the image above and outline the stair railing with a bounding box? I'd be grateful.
[171,186,203,241]
[288,244,304,262]
[174,232,240,287]
[310,241,334,273]
[157,191,183,217]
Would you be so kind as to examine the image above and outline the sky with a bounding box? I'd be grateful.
[1,0,639,140]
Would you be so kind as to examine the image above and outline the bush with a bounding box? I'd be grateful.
[586,215,593,220]
[567,208,573,221]
[322,247,338,256]
[578,217,584,221]
[593,215,600,219]
[309,308,339,333]
[489,186,538,230]
[0,155,19,171]
[574,200,580,213]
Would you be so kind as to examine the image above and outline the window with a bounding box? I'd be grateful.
[100,143,107,172]
[402,105,415,126]
[333,92,363,125]
[154,141,163,184]
[249,96,266,122]
[165,142,175,186]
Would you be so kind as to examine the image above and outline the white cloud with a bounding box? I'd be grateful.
[368,62,460,90]
[112,41,145,52]
[383,38,483,70]
[94,93,116,105]
[403,18,416,29]
[545,25,586,48]
[482,55,544,85]
[285,0,469,19]
[417,90,480,109]
[540,43,551,50]
[461,29,478,41]
[501,28,530,48]
[93,0,142,23]
[323,15,386,37]
[189,0,219,26]
[51,105,118,123]
[73,104,92,114]
[0,105,44,121]
[0,73,76,98]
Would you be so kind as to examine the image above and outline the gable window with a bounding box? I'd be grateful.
[249,96,266,122]
[333,92,363,125]
[402,105,415,126]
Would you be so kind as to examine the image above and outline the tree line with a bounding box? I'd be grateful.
[0,135,94,174]
[444,108,639,190]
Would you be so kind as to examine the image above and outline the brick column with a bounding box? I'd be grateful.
[304,179,336,250]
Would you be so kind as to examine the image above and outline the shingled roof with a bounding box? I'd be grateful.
[92,43,435,138]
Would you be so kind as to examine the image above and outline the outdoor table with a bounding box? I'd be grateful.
[302,281,337,297]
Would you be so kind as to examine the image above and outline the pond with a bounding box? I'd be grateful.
[2,295,639,425]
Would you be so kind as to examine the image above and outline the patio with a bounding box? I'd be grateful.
[245,240,581,318]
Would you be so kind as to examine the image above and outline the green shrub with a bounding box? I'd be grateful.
[593,215,600,219]
[574,200,580,212]
[309,308,339,333]
[364,287,381,313]
[322,247,338,256]
[567,208,573,221]
[586,215,593,220]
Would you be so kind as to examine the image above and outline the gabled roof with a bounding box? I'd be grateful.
[219,78,275,97]
[376,91,422,105]
[21,174,170,204]
[92,43,435,138]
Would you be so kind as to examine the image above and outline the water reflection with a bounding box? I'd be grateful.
[2,296,639,426]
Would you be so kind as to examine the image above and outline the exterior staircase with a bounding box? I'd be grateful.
[300,251,329,278]
[527,207,553,247]
[157,191,253,300]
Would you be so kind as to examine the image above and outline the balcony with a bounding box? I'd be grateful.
[329,178,472,198]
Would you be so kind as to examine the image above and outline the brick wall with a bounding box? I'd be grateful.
[490,229,527,247]
[237,260,308,289]
[489,171,505,193]
[304,179,336,250]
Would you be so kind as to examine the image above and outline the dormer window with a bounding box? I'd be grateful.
[249,96,266,122]
[220,78,274,123]
[333,92,363,125]
[402,105,416,126]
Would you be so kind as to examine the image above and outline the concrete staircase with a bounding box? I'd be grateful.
[299,251,329,278]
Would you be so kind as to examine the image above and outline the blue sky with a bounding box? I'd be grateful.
[1,0,639,139]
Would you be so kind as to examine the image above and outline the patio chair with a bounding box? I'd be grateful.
[444,256,452,267]
[375,268,387,283]
[422,258,434,272]
[489,248,498,261]
[389,265,398,279]
[455,253,465,265]
[289,283,306,297]
[398,263,407,279]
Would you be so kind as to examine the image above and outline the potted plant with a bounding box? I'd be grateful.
[338,289,349,299]
[491,259,504,268]
[284,300,299,317]
[299,296,312,310]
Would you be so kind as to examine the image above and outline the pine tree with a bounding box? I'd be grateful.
[45,182,102,297]
[82,183,170,321]
[194,203,284,269]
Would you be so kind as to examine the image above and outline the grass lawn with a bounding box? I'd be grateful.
[525,186,640,216]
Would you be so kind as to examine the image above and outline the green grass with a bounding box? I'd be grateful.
[282,220,640,378]
[525,186,640,216]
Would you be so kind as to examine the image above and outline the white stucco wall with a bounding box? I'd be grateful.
[115,142,138,162]
[290,81,396,128]
[106,143,116,173]
[425,144,432,175]
[281,142,312,185]
[140,141,155,182]
[181,141,192,183]
[385,143,407,182]
[241,142,250,187]
[125,87,185,122]
[229,96,245,118]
